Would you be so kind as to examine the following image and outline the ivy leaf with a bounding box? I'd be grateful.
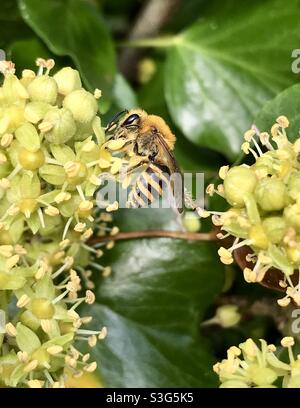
[18,0,116,112]
[165,0,300,161]
[0,0,32,50]
[113,73,138,111]
[138,62,224,173]
[81,209,224,387]
[255,84,300,142]
[8,38,52,74]
[101,73,138,130]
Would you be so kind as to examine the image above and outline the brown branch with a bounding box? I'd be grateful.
[90,229,217,244]
[119,0,181,81]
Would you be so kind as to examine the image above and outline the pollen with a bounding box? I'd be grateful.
[85,290,95,305]
[281,337,295,347]
[84,361,97,372]
[47,345,63,355]
[45,206,60,216]
[244,129,256,141]
[23,360,38,373]
[5,323,17,337]
[276,115,289,128]
[1,133,13,148]
[94,89,102,99]
[98,326,108,340]
[106,201,119,212]
[27,380,44,388]
[16,294,31,308]
[74,222,86,232]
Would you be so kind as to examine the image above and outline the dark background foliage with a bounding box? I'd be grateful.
[1,0,300,387]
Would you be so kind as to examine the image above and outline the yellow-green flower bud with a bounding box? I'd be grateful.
[262,216,286,244]
[74,122,93,142]
[27,75,58,105]
[248,365,277,386]
[20,69,35,87]
[215,305,241,328]
[24,101,51,124]
[251,154,274,177]
[138,58,157,84]
[2,74,29,101]
[249,225,269,249]
[254,177,286,212]
[287,171,300,200]
[53,67,82,96]
[15,122,40,152]
[284,204,300,232]
[183,212,201,232]
[42,107,76,144]
[30,298,55,320]
[4,105,25,133]
[18,147,45,170]
[223,166,257,207]
[63,89,98,124]
[286,243,300,264]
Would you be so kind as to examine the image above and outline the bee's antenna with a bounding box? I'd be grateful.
[105,109,128,133]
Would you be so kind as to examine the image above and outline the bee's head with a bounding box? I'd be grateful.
[121,112,141,128]
[105,109,143,140]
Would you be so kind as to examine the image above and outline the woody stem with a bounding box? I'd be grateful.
[90,229,218,244]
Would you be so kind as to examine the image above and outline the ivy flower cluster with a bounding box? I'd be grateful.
[206,116,300,307]
[0,58,119,387]
[214,336,300,388]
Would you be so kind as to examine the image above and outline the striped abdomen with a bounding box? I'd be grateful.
[128,164,170,209]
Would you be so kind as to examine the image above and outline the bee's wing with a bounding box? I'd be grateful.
[154,132,184,213]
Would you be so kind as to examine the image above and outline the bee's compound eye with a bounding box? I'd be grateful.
[123,113,140,126]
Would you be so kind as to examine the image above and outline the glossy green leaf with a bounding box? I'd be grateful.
[138,61,170,120]
[165,0,300,161]
[18,0,116,111]
[0,0,32,50]
[255,84,300,142]
[113,73,138,110]
[81,209,224,387]
[101,73,137,129]
[138,62,224,173]
[8,38,52,74]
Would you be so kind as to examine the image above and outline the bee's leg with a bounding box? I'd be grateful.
[127,188,147,209]
[116,160,148,180]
